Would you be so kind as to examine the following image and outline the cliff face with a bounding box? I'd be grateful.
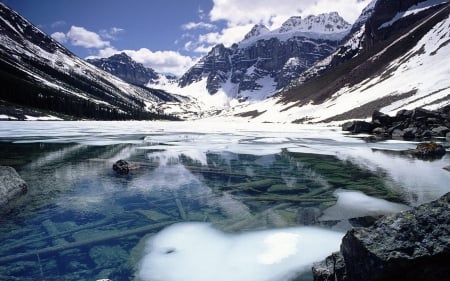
[313,192,450,281]
[87,53,159,87]
[178,13,350,99]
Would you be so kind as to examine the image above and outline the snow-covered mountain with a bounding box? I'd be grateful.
[219,0,450,123]
[86,52,159,87]
[177,12,351,102]
[0,3,195,120]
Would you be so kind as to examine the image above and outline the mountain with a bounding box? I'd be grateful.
[86,52,159,87]
[223,0,450,123]
[178,12,351,101]
[0,3,189,120]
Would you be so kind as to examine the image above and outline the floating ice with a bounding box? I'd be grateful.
[137,222,344,281]
[320,190,410,221]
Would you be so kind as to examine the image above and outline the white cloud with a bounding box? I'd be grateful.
[99,27,124,40]
[183,0,372,54]
[66,26,110,48]
[125,48,195,76]
[51,32,67,43]
[198,24,254,47]
[182,21,216,30]
[50,20,66,29]
[92,47,195,76]
[209,0,372,28]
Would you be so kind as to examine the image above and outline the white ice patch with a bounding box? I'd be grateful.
[137,222,344,281]
[320,190,410,221]
[379,0,449,29]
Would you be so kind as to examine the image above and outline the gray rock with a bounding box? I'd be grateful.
[312,252,347,281]
[0,166,27,207]
[342,121,373,134]
[391,129,404,138]
[412,142,446,158]
[372,127,386,135]
[431,126,449,137]
[112,159,130,175]
[313,193,450,281]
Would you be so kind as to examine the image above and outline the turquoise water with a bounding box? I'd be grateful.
[0,121,449,281]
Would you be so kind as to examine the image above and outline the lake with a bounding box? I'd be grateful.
[0,121,449,281]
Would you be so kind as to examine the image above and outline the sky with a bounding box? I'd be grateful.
[4,0,372,76]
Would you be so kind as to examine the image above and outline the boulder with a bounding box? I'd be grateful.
[342,121,373,134]
[0,166,27,207]
[372,127,386,135]
[371,111,393,127]
[412,142,446,158]
[112,159,130,175]
[395,109,413,121]
[431,126,449,137]
[313,193,450,281]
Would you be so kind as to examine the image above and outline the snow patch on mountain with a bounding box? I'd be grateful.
[244,24,270,41]
[221,12,450,123]
[240,12,351,47]
[379,0,449,29]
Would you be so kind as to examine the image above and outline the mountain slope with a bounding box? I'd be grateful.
[220,0,450,123]
[86,52,159,87]
[0,3,186,120]
[178,12,351,101]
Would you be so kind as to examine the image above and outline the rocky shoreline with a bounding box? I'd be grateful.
[342,105,450,139]
[312,192,450,281]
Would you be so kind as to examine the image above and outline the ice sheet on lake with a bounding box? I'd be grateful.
[320,190,410,221]
[137,222,343,281]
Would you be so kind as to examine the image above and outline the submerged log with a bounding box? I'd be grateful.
[0,221,174,264]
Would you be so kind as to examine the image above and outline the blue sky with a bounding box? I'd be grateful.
[4,0,372,75]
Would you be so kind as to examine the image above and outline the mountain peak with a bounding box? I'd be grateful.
[243,24,270,41]
[279,12,351,34]
[87,53,159,86]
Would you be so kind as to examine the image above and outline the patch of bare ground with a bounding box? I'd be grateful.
[321,90,417,122]
[234,110,267,118]
[278,4,450,110]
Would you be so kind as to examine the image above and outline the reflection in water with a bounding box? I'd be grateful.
[0,121,448,281]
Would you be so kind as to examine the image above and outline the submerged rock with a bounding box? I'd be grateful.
[113,159,131,175]
[0,166,27,207]
[313,192,450,281]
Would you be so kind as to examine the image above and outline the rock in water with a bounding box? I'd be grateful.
[113,159,130,175]
[0,166,27,207]
[313,193,450,281]
[412,142,446,158]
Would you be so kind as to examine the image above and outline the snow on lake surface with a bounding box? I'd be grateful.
[0,120,449,281]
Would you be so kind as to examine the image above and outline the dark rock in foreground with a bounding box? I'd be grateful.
[313,192,450,281]
[0,166,27,207]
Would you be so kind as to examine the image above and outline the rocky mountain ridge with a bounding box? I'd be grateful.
[178,12,351,100]
[222,0,450,123]
[0,2,191,120]
[87,52,159,87]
